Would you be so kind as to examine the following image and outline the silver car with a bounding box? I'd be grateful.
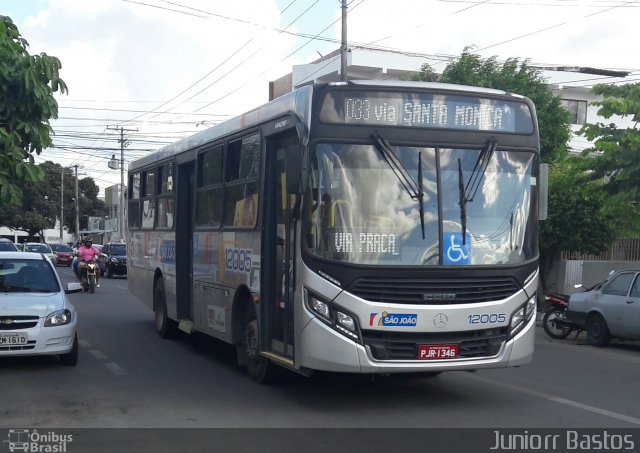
[565,270,640,347]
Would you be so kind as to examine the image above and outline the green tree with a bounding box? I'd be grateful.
[580,82,640,234]
[0,161,105,239]
[412,48,571,163]
[0,15,67,205]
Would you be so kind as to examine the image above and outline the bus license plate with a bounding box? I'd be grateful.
[418,344,458,360]
[0,333,28,345]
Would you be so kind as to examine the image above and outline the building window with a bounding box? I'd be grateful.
[561,99,587,125]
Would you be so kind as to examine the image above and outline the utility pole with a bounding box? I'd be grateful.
[107,126,137,243]
[60,167,64,241]
[340,0,348,82]
[74,165,80,241]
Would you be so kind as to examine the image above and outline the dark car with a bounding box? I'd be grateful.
[50,243,73,266]
[98,242,127,278]
[0,238,18,251]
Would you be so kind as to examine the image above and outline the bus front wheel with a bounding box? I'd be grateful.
[154,277,177,339]
[240,311,281,384]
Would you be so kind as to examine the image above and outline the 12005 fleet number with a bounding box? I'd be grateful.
[467,313,506,325]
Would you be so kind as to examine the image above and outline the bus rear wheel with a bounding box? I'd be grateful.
[154,277,177,339]
[240,311,281,384]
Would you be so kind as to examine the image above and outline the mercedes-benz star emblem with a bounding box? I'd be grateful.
[433,313,448,328]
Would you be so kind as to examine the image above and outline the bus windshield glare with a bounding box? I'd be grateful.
[303,142,537,266]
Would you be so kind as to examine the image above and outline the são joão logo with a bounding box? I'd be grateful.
[369,311,417,327]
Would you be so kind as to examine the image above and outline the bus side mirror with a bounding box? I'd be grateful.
[539,163,548,221]
[286,149,301,194]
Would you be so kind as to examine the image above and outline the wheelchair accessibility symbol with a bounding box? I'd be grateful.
[443,232,470,265]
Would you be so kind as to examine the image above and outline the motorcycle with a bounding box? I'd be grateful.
[542,292,581,339]
[79,259,98,293]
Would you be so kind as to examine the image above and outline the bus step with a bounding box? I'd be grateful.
[178,320,194,334]
[261,351,313,377]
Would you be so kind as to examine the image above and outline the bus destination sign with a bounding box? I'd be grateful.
[319,90,534,134]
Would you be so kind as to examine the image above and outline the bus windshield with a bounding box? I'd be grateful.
[303,142,537,266]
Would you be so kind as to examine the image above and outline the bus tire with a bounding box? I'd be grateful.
[155,277,177,339]
[240,309,281,384]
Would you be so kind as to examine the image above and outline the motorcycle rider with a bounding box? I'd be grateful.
[76,238,101,287]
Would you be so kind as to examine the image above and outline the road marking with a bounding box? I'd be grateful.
[88,350,107,360]
[105,362,127,376]
[468,373,640,426]
[78,339,92,348]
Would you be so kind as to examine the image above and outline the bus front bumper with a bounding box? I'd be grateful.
[297,312,535,374]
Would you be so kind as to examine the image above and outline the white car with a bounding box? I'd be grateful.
[21,242,56,266]
[0,252,82,365]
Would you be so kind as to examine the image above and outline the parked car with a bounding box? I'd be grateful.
[0,251,82,365]
[50,244,73,267]
[0,239,18,252]
[14,243,23,250]
[565,269,640,347]
[98,242,127,278]
[21,242,56,265]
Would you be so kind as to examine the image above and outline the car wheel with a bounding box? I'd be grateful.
[587,314,611,347]
[154,277,177,339]
[59,333,79,366]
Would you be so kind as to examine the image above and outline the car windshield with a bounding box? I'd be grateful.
[110,244,126,255]
[0,259,60,293]
[51,244,72,253]
[24,244,51,253]
[303,142,537,266]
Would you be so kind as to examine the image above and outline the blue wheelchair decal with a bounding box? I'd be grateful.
[443,232,470,265]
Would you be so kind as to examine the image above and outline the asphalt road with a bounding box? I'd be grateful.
[2,266,640,431]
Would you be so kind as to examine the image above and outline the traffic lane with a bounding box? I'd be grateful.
[477,327,640,424]
[55,278,640,428]
[9,271,638,428]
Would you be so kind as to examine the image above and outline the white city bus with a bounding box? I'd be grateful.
[127,80,542,383]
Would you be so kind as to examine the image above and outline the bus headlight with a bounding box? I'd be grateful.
[525,295,536,320]
[308,294,331,320]
[509,295,537,338]
[304,289,362,343]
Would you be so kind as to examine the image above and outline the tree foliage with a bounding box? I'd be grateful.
[412,48,571,163]
[579,82,640,234]
[0,15,67,205]
[0,161,105,239]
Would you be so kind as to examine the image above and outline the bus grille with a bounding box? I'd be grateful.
[362,328,507,361]
[348,277,519,304]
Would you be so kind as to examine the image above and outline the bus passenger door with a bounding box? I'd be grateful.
[261,133,298,359]
[175,161,194,324]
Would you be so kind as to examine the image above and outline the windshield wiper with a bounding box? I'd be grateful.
[458,139,498,245]
[372,132,425,239]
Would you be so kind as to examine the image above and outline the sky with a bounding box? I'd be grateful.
[1,0,638,197]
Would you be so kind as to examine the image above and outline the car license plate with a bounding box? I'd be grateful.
[418,344,458,360]
[0,333,28,345]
